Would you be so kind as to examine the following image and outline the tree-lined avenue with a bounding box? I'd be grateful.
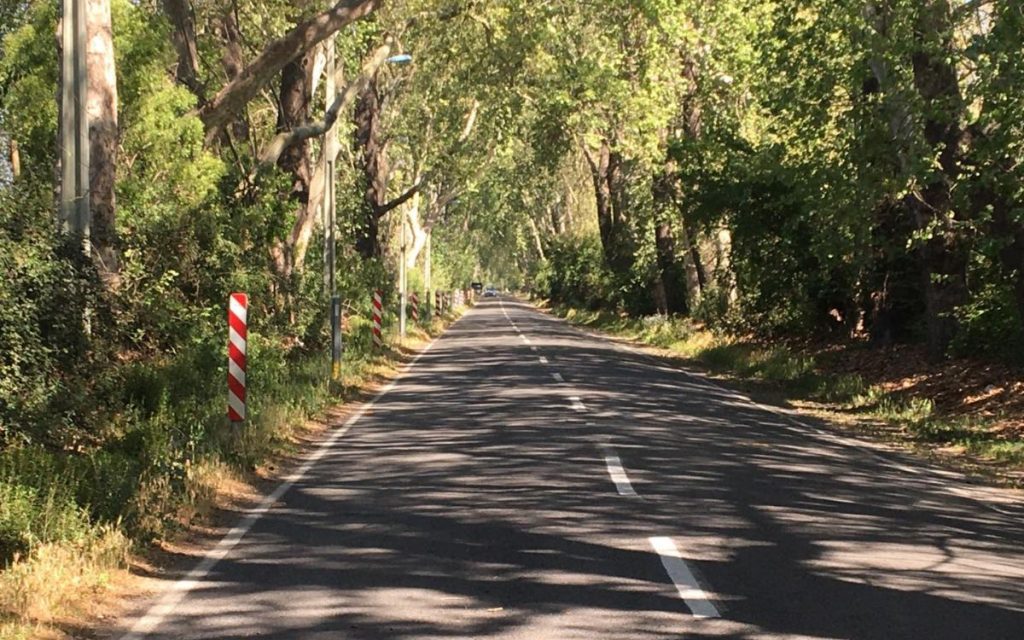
[117,298,1024,639]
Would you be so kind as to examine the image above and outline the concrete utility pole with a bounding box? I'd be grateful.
[60,0,90,247]
[323,37,342,380]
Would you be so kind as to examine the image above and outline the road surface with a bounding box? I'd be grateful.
[119,298,1024,639]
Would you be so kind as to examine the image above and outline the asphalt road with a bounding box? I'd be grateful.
[119,298,1024,639]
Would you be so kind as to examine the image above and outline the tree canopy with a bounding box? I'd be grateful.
[1,0,1023,448]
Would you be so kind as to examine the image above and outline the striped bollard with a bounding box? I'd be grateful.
[410,292,419,324]
[227,293,247,422]
[372,289,383,349]
[435,290,442,315]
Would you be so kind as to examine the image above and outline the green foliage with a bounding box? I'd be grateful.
[536,236,611,310]
[0,479,92,562]
[951,282,1024,364]
[2,0,1024,586]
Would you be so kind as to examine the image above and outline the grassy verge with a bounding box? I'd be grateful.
[549,304,1024,484]
[0,305,467,639]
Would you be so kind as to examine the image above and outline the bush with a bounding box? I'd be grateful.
[537,236,612,309]
[0,479,91,563]
[952,282,1024,365]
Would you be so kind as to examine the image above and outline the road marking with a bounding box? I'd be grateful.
[649,536,721,619]
[118,323,455,640]
[538,356,549,364]
[521,335,531,344]
[530,346,538,352]
[551,372,564,383]
[569,396,586,411]
[603,455,637,496]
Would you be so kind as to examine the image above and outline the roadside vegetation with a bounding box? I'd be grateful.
[2,0,1022,636]
[548,305,1024,484]
[0,295,461,637]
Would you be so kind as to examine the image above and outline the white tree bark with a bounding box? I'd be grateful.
[86,0,119,284]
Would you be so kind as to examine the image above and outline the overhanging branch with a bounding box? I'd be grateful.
[258,36,395,167]
[200,0,383,143]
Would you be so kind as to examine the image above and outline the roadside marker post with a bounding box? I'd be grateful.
[372,289,383,349]
[227,293,247,422]
[410,292,419,324]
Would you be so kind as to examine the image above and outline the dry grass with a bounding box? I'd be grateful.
[0,527,129,636]
[0,304,470,640]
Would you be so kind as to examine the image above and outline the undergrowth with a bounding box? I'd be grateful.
[0,304,463,635]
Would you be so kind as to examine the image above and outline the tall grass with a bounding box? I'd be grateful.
[0,307,459,633]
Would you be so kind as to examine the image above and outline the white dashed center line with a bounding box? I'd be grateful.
[649,537,721,619]
[569,396,586,412]
[520,335,530,344]
[530,346,538,352]
[603,455,637,496]
[538,356,549,364]
[551,372,564,383]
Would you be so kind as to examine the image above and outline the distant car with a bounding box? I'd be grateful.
[483,287,498,298]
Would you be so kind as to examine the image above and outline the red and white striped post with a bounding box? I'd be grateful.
[372,289,383,349]
[410,292,419,324]
[227,293,247,422]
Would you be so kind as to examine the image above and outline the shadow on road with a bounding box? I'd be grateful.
[125,299,1024,640]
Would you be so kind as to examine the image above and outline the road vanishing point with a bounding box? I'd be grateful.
[118,298,1024,640]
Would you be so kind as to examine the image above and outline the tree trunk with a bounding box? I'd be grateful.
[713,226,736,306]
[161,0,201,96]
[8,138,19,178]
[582,140,634,278]
[405,174,426,268]
[354,73,386,259]
[909,0,969,360]
[86,0,119,287]
[199,0,381,142]
[651,168,687,314]
[270,52,314,279]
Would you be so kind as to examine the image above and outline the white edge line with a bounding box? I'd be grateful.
[649,536,720,618]
[119,319,456,640]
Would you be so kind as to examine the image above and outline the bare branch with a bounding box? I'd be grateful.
[258,36,394,167]
[200,0,383,143]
